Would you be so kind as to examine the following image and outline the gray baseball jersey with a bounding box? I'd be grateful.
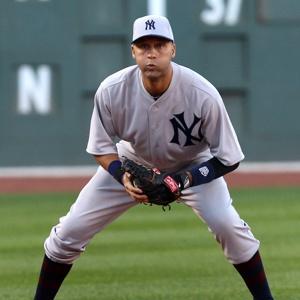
[45,62,259,267]
[86,62,244,171]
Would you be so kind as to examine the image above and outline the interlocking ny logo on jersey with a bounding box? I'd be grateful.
[170,112,203,146]
[145,19,155,30]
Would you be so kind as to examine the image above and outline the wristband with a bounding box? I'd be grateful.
[189,160,216,186]
[189,157,239,186]
[108,160,125,185]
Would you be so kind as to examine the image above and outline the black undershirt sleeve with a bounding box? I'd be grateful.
[209,157,240,178]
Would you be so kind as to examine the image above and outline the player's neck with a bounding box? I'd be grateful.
[142,66,173,98]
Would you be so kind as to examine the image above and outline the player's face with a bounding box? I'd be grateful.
[131,37,176,81]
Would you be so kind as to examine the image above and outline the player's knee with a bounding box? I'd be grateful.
[44,227,85,264]
[209,216,251,244]
[208,217,260,264]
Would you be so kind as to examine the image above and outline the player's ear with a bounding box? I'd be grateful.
[171,43,176,58]
[131,45,136,59]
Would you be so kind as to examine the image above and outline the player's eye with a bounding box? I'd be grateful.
[137,43,149,50]
[155,42,168,51]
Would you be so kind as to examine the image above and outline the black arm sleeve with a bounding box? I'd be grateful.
[208,157,240,178]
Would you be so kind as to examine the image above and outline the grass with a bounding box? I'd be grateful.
[0,187,299,299]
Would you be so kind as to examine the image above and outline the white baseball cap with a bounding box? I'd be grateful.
[132,15,174,43]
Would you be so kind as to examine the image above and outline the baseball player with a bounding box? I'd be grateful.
[34,15,274,300]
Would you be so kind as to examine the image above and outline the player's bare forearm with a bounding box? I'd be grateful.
[93,154,148,203]
[94,153,125,185]
[93,153,120,170]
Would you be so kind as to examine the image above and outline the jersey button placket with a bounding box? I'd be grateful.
[148,103,160,161]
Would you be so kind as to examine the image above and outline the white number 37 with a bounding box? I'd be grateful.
[200,0,243,26]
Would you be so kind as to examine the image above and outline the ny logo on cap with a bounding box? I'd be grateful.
[145,19,155,30]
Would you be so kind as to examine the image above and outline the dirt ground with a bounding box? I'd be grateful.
[0,171,299,194]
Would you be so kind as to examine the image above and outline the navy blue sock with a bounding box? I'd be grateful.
[234,251,274,300]
[34,254,72,300]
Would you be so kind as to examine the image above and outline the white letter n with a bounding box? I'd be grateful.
[17,65,52,115]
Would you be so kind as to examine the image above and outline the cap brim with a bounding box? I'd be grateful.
[132,34,174,44]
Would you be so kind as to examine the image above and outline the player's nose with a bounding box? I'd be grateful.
[146,46,157,58]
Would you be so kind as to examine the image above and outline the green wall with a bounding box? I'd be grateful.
[0,0,299,166]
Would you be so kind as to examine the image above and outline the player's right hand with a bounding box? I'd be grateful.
[122,172,149,204]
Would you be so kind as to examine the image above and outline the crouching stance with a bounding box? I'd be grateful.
[34,15,274,300]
